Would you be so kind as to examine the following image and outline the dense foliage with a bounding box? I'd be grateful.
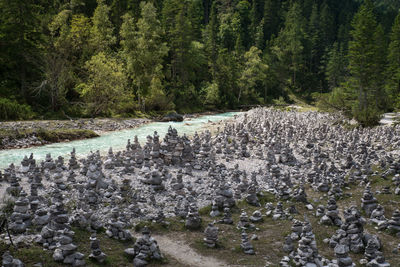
[0,0,399,123]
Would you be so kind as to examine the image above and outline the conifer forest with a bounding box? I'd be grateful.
[1,0,400,125]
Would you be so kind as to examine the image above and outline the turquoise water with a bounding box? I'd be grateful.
[0,112,239,169]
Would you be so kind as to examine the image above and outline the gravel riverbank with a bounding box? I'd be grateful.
[0,118,151,150]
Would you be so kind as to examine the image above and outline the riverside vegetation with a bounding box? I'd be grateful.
[1,0,400,126]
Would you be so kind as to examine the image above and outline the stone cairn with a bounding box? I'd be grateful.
[52,232,85,266]
[203,222,219,248]
[68,148,80,169]
[9,191,31,234]
[249,210,264,223]
[20,155,30,173]
[185,204,202,230]
[316,205,325,218]
[53,164,67,190]
[363,239,390,267]
[209,201,220,217]
[124,227,163,267]
[215,183,235,208]
[237,210,255,230]
[103,147,115,169]
[88,233,107,263]
[387,209,400,234]
[330,244,355,267]
[2,163,15,182]
[240,230,255,255]
[2,251,24,267]
[141,169,164,191]
[218,206,234,224]
[32,206,50,230]
[245,184,260,206]
[272,202,287,220]
[6,173,22,196]
[361,185,378,217]
[370,204,388,230]
[43,153,56,170]
[170,170,185,195]
[329,206,366,253]
[291,220,325,267]
[105,208,132,241]
[320,197,342,226]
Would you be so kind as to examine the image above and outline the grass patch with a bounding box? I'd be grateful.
[0,128,98,148]
[36,128,99,142]
[198,205,212,216]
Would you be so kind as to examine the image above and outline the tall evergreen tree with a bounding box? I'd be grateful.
[272,1,307,90]
[386,11,400,109]
[319,1,335,48]
[238,46,268,103]
[0,0,43,100]
[347,0,384,125]
[120,2,169,111]
[205,2,219,79]
[325,42,347,90]
[262,0,280,43]
[162,0,198,107]
[90,0,116,53]
[307,3,322,76]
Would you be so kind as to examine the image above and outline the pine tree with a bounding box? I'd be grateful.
[272,1,307,90]
[308,3,322,73]
[205,2,219,79]
[348,0,384,125]
[90,0,116,53]
[319,0,335,48]
[238,46,268,103]
[162,0,198,107]
[262,0,280,43]
[120,2,169,111]
[0,0,43,100]
[386,11,400,109]
[372,24,387,110]
[188,0,204,40]
[325,42,347,90]
[249,0,257,45]
[255,18,265,50]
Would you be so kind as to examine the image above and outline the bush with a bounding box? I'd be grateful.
[0,98,35,120]
[352,105,382,127]
[313,87,354,117]
[145,86,175,112]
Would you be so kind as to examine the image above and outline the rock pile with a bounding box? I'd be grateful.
[2,251,24,267]
[88,234,107,263]
[125,227,163,267]
[203,222,219,248]
[240,230,255,255]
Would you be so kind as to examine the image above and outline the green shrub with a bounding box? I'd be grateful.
[0,98,35,120]
[352,105,382,127]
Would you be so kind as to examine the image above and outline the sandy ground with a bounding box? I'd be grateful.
[153,234,230,267]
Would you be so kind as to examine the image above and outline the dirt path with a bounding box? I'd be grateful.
[380,112,400,125]
[153,234,230,267]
